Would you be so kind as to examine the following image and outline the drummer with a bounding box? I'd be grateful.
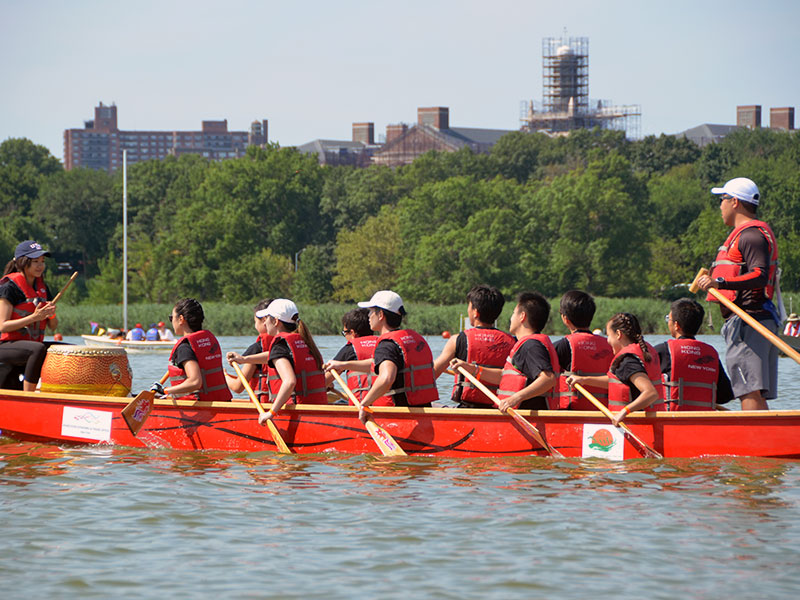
[152,298,232,402]
[0,241,58,391]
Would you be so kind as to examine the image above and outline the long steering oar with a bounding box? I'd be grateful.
[232,362,291,454]
[330,369,406,457]
[51,271,78,304]
[456,366,562,458]
[573,383,662,459]
[122,371,168,436]
[690,267,800,365]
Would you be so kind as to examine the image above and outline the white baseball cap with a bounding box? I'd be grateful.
[358,290,405,314]
[711,177,760,205]
[262,299,298,323]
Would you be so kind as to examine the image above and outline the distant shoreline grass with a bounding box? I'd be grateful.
[52,297,728,337]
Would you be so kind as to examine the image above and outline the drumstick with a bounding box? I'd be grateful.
[51,272,78,304]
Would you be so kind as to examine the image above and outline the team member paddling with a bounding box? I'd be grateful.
[155,298,232,402]
[328,290,437,423]
[324,308,379,404]
[433,284,513,408]
[696,177,779,411]
[553,290,613,410]
[0,241,57,391]
[225,298,273,397]
[126,323,145,341]
[257,299,327,425]
[454,291,560,412]
[568,312,665,426]
[656,298,733,411]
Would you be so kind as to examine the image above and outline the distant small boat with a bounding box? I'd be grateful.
[81,334,175,353]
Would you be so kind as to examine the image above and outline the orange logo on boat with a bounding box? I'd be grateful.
[588,428,616,452]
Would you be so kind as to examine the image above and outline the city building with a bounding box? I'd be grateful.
[520,36,641,139]
[64,103,268,172]
[296,123,381,167]
[676,104,795,147]
[371,107,512,167]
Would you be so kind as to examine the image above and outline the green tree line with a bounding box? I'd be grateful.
[1,127,799,307]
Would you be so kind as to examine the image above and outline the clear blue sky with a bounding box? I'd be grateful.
[2,0,798,162]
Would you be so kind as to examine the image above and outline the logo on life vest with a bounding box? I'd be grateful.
[588,428,616,452]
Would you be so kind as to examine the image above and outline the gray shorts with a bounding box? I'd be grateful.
[721,315,779,400]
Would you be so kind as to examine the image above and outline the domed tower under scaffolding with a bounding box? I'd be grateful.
[520,36,640,139]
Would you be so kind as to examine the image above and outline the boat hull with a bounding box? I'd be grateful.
[2,388,800,459]
[81,334,175,353]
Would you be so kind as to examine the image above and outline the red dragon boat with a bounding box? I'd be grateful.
[2,387,800,459]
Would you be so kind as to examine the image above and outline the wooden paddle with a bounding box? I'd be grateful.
[51,271,78,304]
[330,369,407,457]
[690,268,800,365]
[573,383,663,459]
[122,371,168,436]
[232,362,291,454]
[456,365,563,458]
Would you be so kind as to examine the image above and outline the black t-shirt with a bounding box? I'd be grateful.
[171,339,197,369]
[373,338,406,403]
[719,227,773,318]
[653,338,734,405]
[333,343,357,362]
[0,278,54,305]
[510,339,555,410]
[267,337,293,368]
[243,340,262,356]
[610,354,647,400]
[553,329,593,371]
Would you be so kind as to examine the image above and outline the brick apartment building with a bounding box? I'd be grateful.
[64,103,268,172]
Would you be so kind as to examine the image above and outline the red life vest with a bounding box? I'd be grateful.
[0,272,49,342]
[707,219,778,304]
[451,327,515,406]
[607,342,666,411]
[168,330,232,402]
[497,334,560,409]
[267,332,327,405]
[663,338,719,411]
[249,333,273,396]
[346,335,385,405]
[554,332,614,410]
[375,329,438,407]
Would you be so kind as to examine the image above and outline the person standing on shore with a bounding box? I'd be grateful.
[695,177,780,411]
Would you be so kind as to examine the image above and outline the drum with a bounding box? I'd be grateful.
[40,345,133,397]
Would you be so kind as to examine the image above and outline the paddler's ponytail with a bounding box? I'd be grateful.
[296,319,324,371]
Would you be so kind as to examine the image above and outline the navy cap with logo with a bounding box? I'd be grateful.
[14,240,51,259]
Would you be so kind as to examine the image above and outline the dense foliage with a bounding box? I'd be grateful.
[1,128,798,307]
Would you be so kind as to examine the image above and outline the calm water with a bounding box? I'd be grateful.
[2,334,800,598]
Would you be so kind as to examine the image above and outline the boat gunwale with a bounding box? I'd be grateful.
[2,387,800,420]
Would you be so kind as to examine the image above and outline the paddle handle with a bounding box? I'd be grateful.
[573,383,663,459]
[232,362,291,454]
[456,365,562,458]
[690,268,800,365]
[51,271,78,304]
[330,369,364,409]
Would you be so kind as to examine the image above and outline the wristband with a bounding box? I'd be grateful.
[475,366,484,380]
[624,405,632,415]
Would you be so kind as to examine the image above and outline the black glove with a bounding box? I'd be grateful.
[150,381,165,395]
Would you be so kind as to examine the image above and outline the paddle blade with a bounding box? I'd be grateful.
[265,418,292,454]
[364,418,407,456]
[122,390,156,436]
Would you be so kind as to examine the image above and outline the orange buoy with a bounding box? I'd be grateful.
[441,331,451,339]
[53,333,63,341]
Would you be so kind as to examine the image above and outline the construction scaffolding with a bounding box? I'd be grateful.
[520,36,641,139]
